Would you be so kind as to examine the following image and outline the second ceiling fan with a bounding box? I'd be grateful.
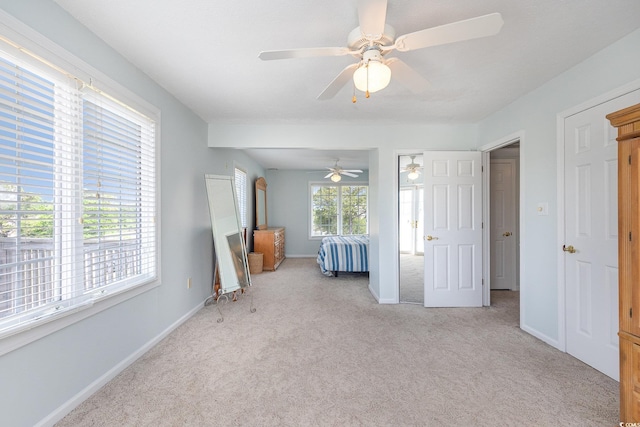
[259,0,504,100]
[325,160,363,182]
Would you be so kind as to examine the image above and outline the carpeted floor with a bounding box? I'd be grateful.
[400,253,423,304]
[56,257,618,426]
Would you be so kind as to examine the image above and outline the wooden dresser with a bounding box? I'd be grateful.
[607,103,640,422]
[253,227,285,271]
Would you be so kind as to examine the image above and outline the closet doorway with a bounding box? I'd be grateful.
[482,140,521,307]
[399,154,424,304]
[489,144,520,291]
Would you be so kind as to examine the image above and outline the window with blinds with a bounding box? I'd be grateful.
[0,41,157,334]
[234,167,247,228]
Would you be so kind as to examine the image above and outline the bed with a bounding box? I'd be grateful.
[316,235,369,276]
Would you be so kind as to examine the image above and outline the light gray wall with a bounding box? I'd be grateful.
[0,1,265,426]
[368,149,381,300]
[265,169,370,257]
[477,28,640,344]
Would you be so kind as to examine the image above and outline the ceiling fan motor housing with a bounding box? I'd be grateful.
[347,24,396,54]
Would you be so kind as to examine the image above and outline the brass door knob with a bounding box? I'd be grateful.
[503,231,512,237]
[426,235,438,241]
[562,245,576,254]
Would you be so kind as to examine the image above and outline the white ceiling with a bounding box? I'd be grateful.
[53,0,640,170]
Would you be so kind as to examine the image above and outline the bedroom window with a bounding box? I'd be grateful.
[0,41,157,336]
[310,184,368,237]
[234,167,247,228]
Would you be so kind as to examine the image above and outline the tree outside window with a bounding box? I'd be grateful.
[311,184,367,236]
[341,185,367,235]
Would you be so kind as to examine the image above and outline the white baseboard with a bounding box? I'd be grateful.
[520,323,561,351]
[368,283,383,303]
[35,301,205,427]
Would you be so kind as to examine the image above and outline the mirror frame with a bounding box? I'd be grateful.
[256,177,268,230]
[205,174,251,295]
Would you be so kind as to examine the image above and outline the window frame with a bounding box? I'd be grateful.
[308,181,369,239]
[0,12,160,356]
[234,166,247,229]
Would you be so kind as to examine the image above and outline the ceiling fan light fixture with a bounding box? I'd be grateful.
[353,49,391,93]
[330,172,342,182]
[407,169,420,180]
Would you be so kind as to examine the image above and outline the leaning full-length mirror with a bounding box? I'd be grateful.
[205,174,251,295]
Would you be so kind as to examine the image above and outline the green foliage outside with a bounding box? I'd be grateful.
[312,186,338,235]
[0,184,137,240]
[82,193,138,242]
[0,185,53,238]
[311,185,367,236]
[341,186,367,235]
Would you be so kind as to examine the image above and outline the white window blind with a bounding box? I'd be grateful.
[81,88,156,292]
[0,41,157,334]
[234,167,247,228]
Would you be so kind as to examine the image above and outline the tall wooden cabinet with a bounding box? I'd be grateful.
[607,103,640,422]
[253,227,285,271]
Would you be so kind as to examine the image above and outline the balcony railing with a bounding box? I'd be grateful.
[0,238,141,318]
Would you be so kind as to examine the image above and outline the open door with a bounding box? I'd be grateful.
[423,151,483,307]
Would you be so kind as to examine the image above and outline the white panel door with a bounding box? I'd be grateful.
[490,159,517,290]
[564,90,640,380]
[424,151,483,307]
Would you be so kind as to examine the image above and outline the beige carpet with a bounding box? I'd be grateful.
[57,258,618,426]
[399,253,423,304]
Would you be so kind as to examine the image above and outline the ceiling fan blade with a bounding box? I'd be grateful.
[317,63,359,100]
[259,47,352,60]
[324,172,334,178]
[341,172,359,178]
[345,169,364,173]
[358,0,388,40]
[394,12,504,52]
[386,58,430,93]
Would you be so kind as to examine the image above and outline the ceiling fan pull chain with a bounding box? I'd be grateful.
[365,59,371,98]
[352,83,357,103]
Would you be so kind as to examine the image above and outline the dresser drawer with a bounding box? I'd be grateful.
[253,227,285,271]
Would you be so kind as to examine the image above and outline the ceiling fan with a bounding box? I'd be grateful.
[325,160,363,182]
[258,0,504,100]
[401,155,422,180]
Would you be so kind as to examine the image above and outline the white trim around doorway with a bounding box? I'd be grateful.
[479,131,524,321]
[556,77,640,354]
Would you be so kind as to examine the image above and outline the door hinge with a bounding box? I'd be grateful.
[630,155,632,165]
[631,231,633,242]
[631,307,633,318]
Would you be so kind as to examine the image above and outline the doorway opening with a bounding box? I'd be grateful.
[484,140,521,307]
[398,154,424,304]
